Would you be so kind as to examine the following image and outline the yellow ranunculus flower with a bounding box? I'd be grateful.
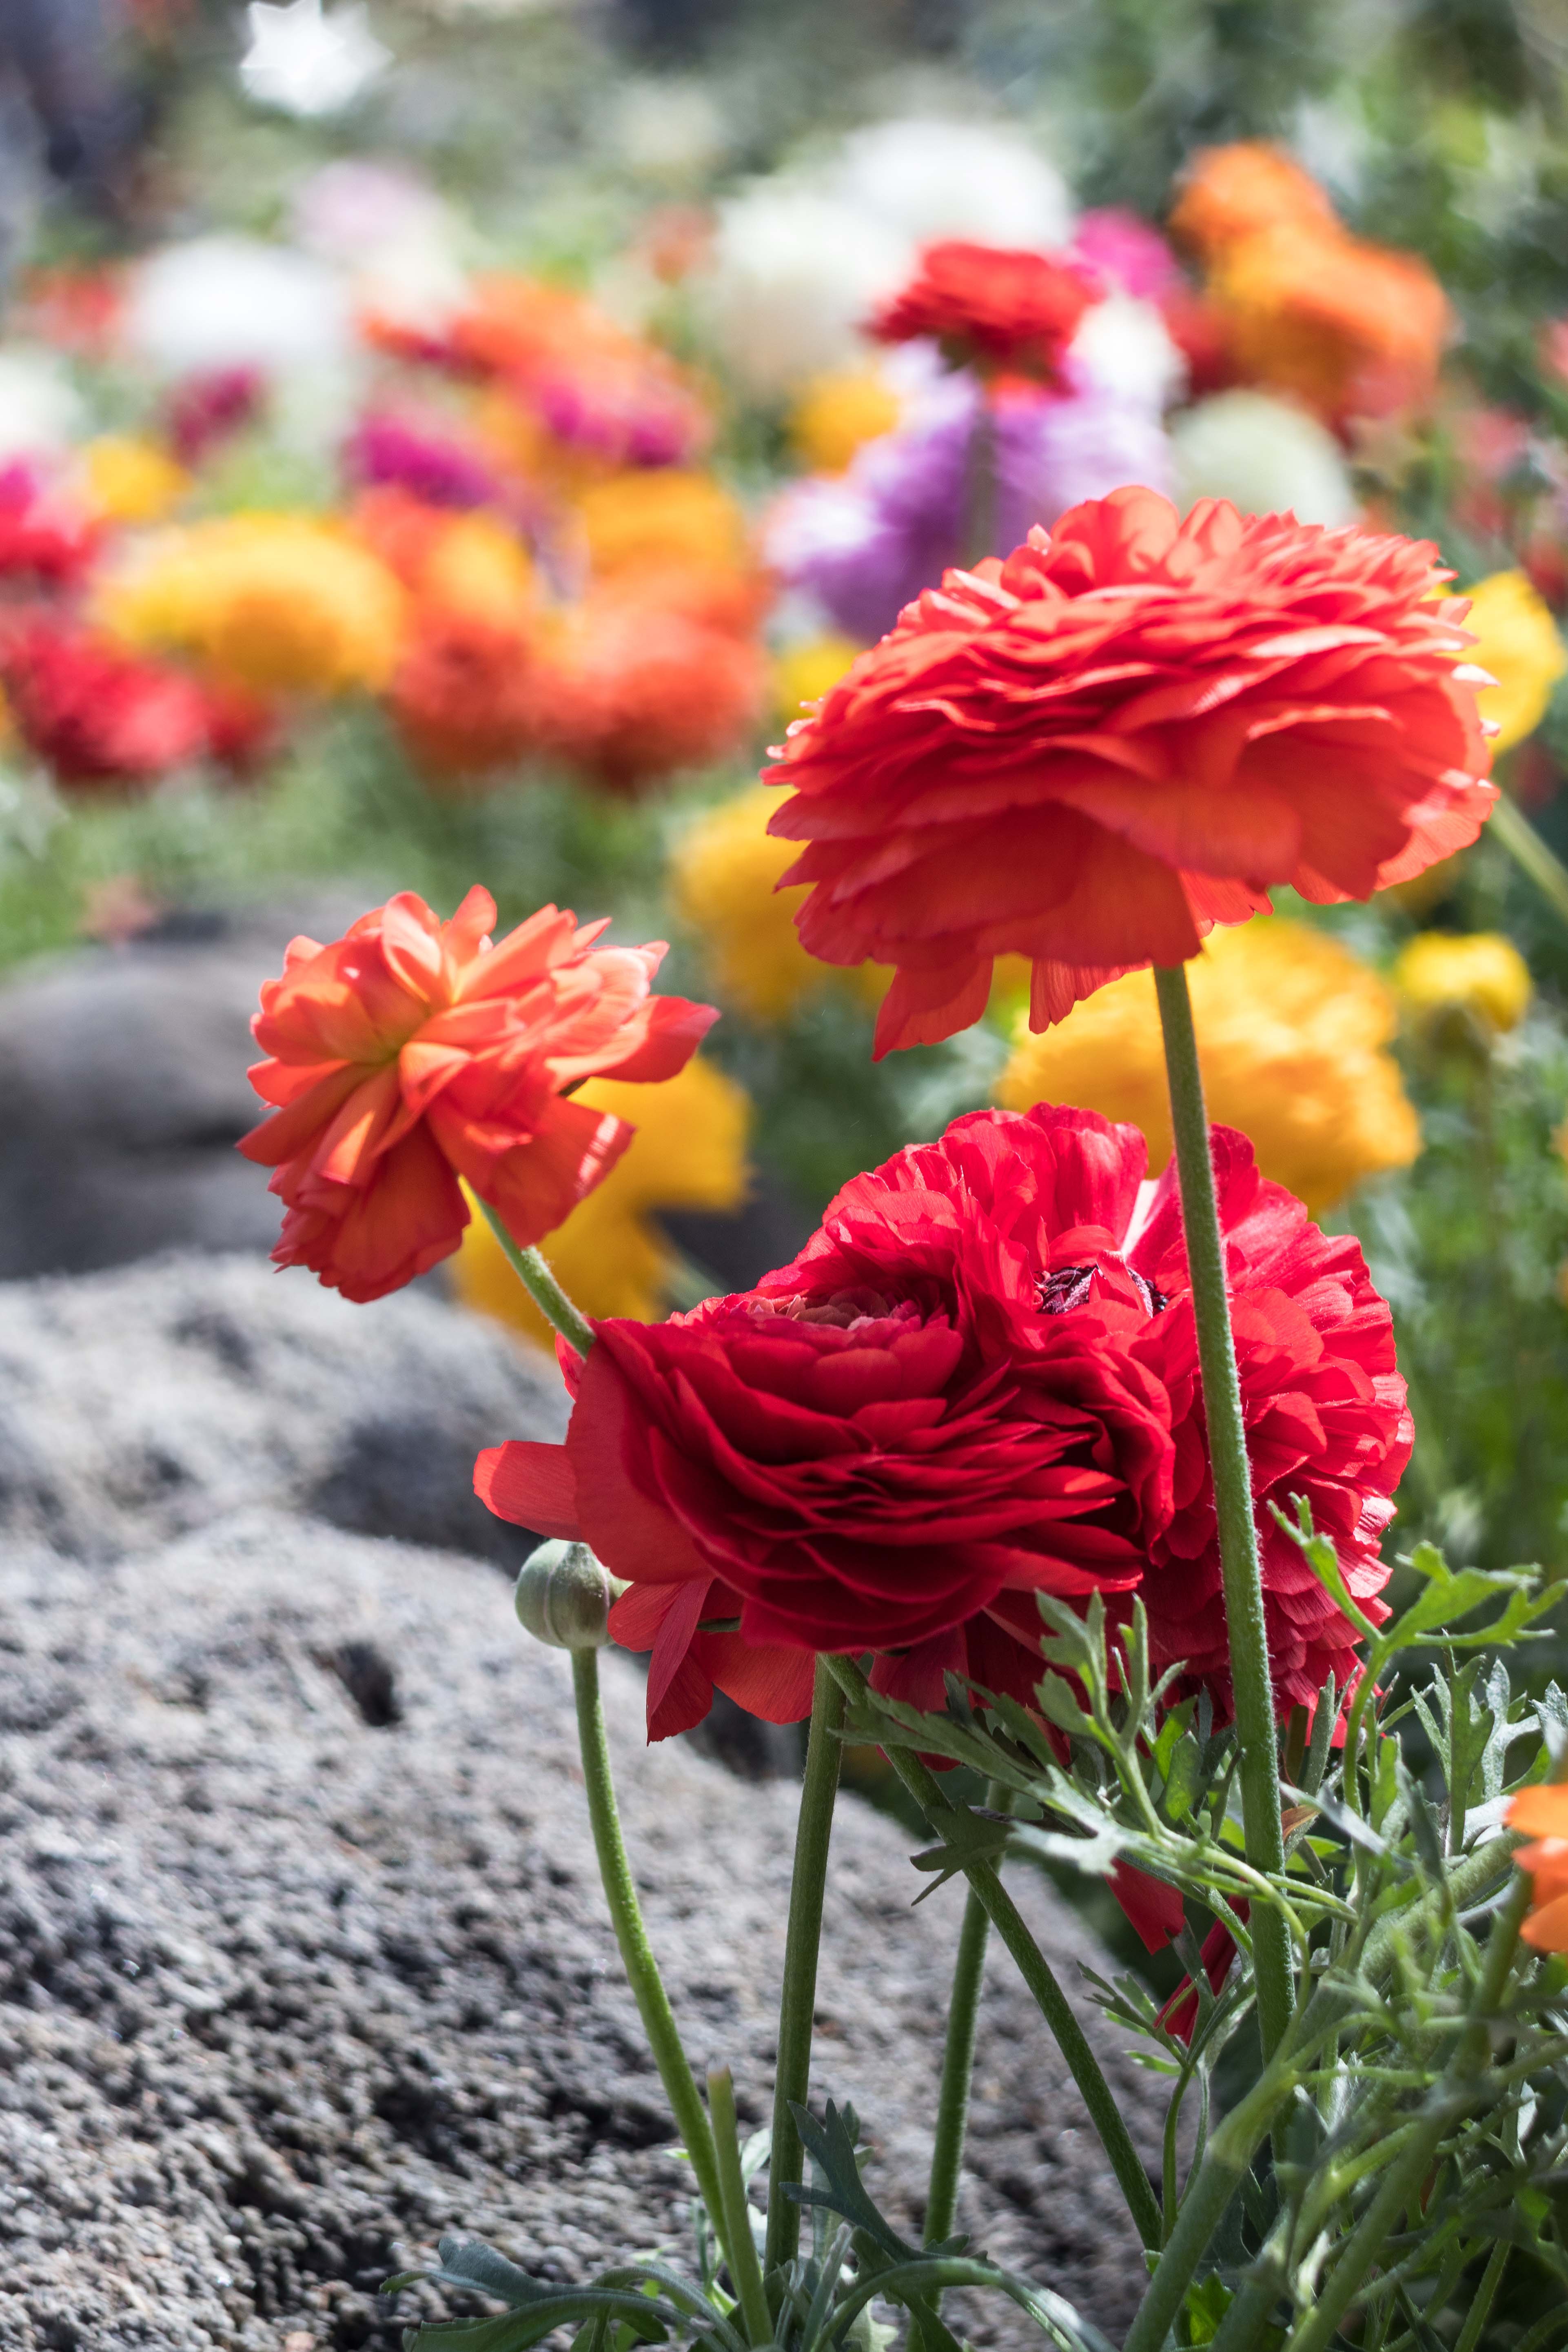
[80,434,189,526]
[669,783,887,1022]
[772,633,860,721]
[996,919,1419,1215]
[102,514,405,695]
[453,1057,750,1340]
[417,510,535,626]
[1460,570,1566,756]
[575,469,749,578]
[1393,930,1533,1035]
[787,368,903,474]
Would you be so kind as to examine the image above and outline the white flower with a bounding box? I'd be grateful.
[607,79,730,182]
[1070,293,1186,412]
[0,350,84,462]
[698,186,912,400]
[831,118,1071,251]
[120,236,353,380]
[240,0,389,120]
[1171,390,1358,527]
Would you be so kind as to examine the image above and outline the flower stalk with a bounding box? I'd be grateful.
[764,1657,846,2273]
[923,1781,1009,2252]
[1152,958,1293,2067]
[570,1649,734,2274]
[478,1195,597,1358]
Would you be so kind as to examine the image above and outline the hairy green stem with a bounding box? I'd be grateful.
[477,1196,597,1358]
[924,1780,1009,2254]
[764,1658,846,2275]
[571,1651,731,2269]
[707,2065,772,2344]
[823,1655,1162,2253]
[1153,960,1294,2068]
[1490,789,1568,930]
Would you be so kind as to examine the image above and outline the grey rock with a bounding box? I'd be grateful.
[0,896,370,1279]
[0,1250,566,1564]
[0,1509,1165,2351]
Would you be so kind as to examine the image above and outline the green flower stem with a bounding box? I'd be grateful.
[477,1196,597,1358]
[1490,789,1568,930]
[707,2064,773,2345]
[923,1782,1009,2253]
[1152,959,1293,2069]
[823,1654,1163,2254]
[964,390,998,569]
[1281,1869,1532,2352]
[764,1657,846,2275]
[570,1650,732,2273]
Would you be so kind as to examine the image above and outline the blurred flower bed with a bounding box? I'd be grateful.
[4,0,1568,1595]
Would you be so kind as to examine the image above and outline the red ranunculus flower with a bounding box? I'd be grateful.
[240,891,718,1303]
[768,488,1496,1054]
[869,241,1100,382]
[1,616,210,787]
[478,1105,1404,1741]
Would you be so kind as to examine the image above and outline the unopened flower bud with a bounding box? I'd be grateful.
[514,1540,626,1651]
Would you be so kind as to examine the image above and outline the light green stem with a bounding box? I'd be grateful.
[1153,959,1293,2069]
[571,1651,732,2271]
[923,1782,1008,2253]
[764,1657,845,2275]
[1490,789,1568,930]
[823,1654,1162,2254]
[707,2065,772,2344]
[1453,2241,1510,2352]
[477,1196,597,1358]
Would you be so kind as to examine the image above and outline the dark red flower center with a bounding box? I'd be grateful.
[1038,1258,1168,1318]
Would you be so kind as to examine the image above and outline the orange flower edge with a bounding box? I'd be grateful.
[1507,1783,1568,1951]
[767,487,1496,1055]
[240,888,719,1302]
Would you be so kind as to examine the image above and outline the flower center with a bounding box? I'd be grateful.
[1037,1259,1167,1318]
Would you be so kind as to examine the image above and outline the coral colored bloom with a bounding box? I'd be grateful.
[1169,144,1337,262]
[1393,931,1533,1037]
[537,594,766,793]
[769,489,1496,1054]
[448,275,711,468]
[1213,222,1450,422]
[240,891,718,1304]
[391,609,541,781]
[1506,1784,1568,1951]
[997,920,1419,1215]
[456,1055,750,1340]
[870,241,1100,382]
[0,617,211,787]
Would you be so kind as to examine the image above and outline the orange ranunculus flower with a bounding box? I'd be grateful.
[868,240,1100,382]
[1169,141,1337,261]
[391,607,542,782]
[1505,1783,1568,1950]
[239,890,718,1303]
[1213,219,1450,421]
[768,486,1495,1056]
[537,590,767,794]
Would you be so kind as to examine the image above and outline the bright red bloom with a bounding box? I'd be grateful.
[240,891,718,1304]
[869,241,1100,382]
[478,1105,1404,1741]
[0,465,99,588]
[1,617,210,787]
[768,489,1496,1054]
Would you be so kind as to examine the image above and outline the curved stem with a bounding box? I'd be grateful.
[924,1782,1008,2252]
[571,1651,731,2269]
[1490,789,1568,930]
[1153,960,1293,2069]
[707,2065,772,2345]
[764,1657,845,2274]
[823,1655,1162,2254]
[477,1196,597,1358]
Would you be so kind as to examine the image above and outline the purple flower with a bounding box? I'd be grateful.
[343,411,503,510]
[766,364,1174,644]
